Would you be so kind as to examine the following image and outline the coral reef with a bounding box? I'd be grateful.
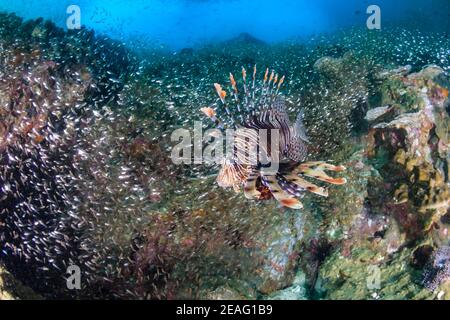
[307,64,449,300]
[368,65,449,233]
[267,62,449,300]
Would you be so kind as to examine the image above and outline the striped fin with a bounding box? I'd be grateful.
[268,70,274,86]
[229,73,238,94]
[297,161,346,172]
[284,174,328,197]
[264,68,269,84]
[286,136,308,162]
[252,64,257,89]
[318,163,346,172]
[295,162,347,185]
[213,83,237,126]
[229,73,243,121]
[243,170,261,200]
[275,173,303,197]
[262,175,303,209]
[271,96,290,126]
[286,110,309,161]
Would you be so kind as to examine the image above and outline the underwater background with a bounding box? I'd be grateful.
[0,0,449,49]
[0,0,449,300]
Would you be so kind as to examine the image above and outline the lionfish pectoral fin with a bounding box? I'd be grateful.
[302,168,347,185]
[285,110,310,162]
[280,198,304,209]
[285,174,328,197]
[286,136,308,162]
[244,171,261,200]
[295,162,347,185]
[293,110,310,143]
[262,175,303,209]
[316,162,346,172]
[297,161,346,172]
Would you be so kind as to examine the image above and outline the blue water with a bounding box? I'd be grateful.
[0,0,449,49]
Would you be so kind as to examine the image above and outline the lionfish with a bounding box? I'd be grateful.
[200,66,346,209]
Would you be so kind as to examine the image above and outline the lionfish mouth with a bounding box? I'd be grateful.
[200,65,347,209]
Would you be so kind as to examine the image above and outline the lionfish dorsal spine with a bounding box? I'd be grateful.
[241,67,250,108]
[213,83,238,128]
[229,72,245,123]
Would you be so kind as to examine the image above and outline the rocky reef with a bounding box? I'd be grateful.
[0,264,41,299]
[0,13,449,300]
[301,63,449,300]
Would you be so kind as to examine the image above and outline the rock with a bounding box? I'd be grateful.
[375,65,412,80]
[408,65,444,81]
[226,32,266,46]
[253,210,305,294]
[264,272,308,300]
[368,65,449,233]
[0,265,41,300]
[364,105,395,122]
[179,47,194,56]
[313,56,343,78]
[318,247,431,300]
[311,64,449,300]
[305,52,370,155]
[201,283,255,300]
